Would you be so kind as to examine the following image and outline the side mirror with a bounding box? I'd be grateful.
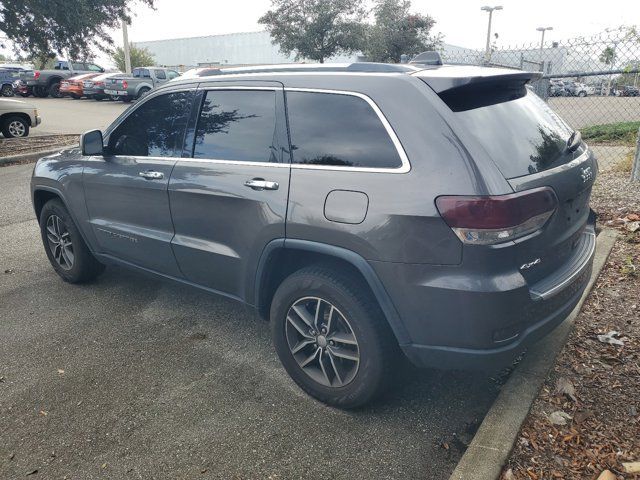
[81,129,104,156]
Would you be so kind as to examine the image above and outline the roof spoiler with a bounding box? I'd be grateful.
[409,51,443,66]
[420,69,543,94]
[415,68,544,111]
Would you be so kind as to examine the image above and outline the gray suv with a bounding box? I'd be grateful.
[31,62,597,408]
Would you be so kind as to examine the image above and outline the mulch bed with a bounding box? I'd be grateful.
[503,158,640,479]
[0,135,79,164]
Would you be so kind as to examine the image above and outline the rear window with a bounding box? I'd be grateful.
[452,90,574,179]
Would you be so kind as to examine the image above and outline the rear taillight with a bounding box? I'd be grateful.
[435,187,557,245]
[96,81,104,86]
[122,80,128,89]
[34,70,41,80]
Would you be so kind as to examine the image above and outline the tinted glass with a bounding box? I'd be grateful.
[193,90,278,162]
[453,91,574,179]
[286,91,402,168]
[109,91,192,157]
[155,69,166,80]
[87,64,102,72]
[72,63,85,70]
[168,71,179,79]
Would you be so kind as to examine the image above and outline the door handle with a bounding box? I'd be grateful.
[244,178,279,191]
[139,170,164,180]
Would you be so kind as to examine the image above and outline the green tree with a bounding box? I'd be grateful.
[259,0,366,63]
[365,0,440,63]
[111,43,155,71]
[0,0,154,60]
[599,46,617,66]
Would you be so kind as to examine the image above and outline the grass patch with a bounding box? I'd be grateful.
[582,121,640,146]
[612,151,634,173]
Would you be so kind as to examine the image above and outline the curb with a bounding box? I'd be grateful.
[0,146,73,166]
[449,228,619,480]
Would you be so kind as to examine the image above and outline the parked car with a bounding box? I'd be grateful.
[21,60,104,98]
[0,97,40,137]
[82,72,126,100]
[565,81,589,97]
[59,73,100,99]
[31,62,597,408]
[617,85,640,97]
[12,79,32,97]
[0,67,25,97]
[549,79,568,96]
[104,67,180,102]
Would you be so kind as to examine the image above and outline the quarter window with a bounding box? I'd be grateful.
[286,91,402,169]
[108,91,193,157]
[193,90,278,163]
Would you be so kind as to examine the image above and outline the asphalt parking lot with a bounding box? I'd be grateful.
[0,162,501,479]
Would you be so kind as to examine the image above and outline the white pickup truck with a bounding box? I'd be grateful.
[104,67,180,102]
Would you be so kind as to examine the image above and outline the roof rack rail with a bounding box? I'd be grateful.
[199,62,420,77]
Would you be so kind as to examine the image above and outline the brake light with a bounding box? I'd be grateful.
[435,187,557,245]
[95,81,104,86]
[122,80,128,89]
[34,70,40,80]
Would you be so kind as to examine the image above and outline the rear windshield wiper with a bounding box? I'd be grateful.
[565,130,582,153]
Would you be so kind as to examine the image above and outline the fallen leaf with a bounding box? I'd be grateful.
[625,221,640,232]
[101,463,107,469]
[555,376,577,402]
[26,469,38,476]
[626,213,640,221]
[623,462,640,473]
[9,453,15,460]
[548,410,572,426]
[573,409,593,425]
[503,468,515,480]
[4,268,15,274]
[597,470,617,480]
[57,369,64,375]
[39,410,47,416]
[597,331,625,346]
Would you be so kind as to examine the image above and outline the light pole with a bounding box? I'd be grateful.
[536,26,553,50]
[481,5,502,63]
[121,18,132,74]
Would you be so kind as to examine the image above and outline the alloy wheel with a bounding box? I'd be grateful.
[8,120,26,137]
[45,214,74,270]
[285,296,360,388]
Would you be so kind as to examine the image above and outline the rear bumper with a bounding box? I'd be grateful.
[373,222,596,371]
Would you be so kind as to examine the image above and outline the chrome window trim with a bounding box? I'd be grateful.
[283,87,410,174]
[104,85,411,174]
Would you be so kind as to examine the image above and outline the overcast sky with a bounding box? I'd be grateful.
[119,0,638,49]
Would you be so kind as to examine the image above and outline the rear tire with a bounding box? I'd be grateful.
[39,199,105,283]
[121,96,132,103]
[137,87,151,99]
[33,86,48,98]
[270,266,397,408]
[49,82,62,98]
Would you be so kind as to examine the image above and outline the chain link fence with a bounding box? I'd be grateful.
[441,27,640,171]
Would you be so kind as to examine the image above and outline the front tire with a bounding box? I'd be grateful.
[1,84,13,97]
[2,115,29,138]
[270,266,397,408]
[39,199,105,283]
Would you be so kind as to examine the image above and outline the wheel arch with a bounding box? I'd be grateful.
[0,112,30,126]
[47,75,63,86]
[253,239,411,345]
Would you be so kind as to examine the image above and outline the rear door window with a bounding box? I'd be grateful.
[108,91,193,157]
[452,90,574,179]
[285,91,402,169]
[193,90,278,162]
[154,69,166,80]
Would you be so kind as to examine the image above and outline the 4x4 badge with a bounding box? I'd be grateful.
[520,258,541,270]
